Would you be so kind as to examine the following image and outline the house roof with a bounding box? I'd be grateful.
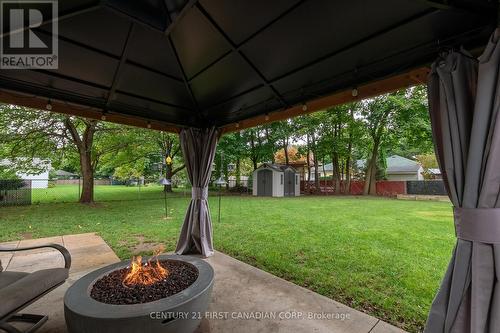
[0,1,496,132]
[386,155,422,174]
[55,170,78,177]
[353,155,421,174]
[428,168,442,175]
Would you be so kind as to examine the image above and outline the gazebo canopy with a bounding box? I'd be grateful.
[0,0,496,132]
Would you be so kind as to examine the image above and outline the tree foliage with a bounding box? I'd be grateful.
[0,85,433,198]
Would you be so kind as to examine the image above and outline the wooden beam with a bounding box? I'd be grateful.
[0,90,181,133]
[220,67,430,134]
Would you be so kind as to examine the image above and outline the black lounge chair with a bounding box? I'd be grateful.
[0,244,71,333]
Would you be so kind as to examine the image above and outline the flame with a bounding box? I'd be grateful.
[123,253,168,286]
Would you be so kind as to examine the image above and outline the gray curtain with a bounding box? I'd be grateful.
[175,127,219,257]
[425,28,500,332]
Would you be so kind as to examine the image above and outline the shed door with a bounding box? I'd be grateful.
[284,169,295,196]
[257,169,273,196]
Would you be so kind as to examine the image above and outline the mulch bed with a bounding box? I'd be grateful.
[90,260,198,305]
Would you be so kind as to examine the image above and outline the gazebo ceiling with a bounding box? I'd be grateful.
[0,0,496,132]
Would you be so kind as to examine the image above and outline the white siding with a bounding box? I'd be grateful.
[417,167,424,180]
[18,171,49,188]
[386,173,419,181]
[1,158,50,188]
[253,165,299,197]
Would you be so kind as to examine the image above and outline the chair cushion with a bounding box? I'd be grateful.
[0,268,69,318]
[0,271,29,289]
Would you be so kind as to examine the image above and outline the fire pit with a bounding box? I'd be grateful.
[64,254,214,333]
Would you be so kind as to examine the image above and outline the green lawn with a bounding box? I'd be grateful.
[32,184,191,203]
[0,192,455,332]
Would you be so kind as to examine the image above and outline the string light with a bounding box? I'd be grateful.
[352,87,359,97]
[46,100,52,110]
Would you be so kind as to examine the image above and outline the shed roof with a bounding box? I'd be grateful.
[0,1,496,132]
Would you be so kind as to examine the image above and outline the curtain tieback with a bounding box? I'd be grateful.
[454,207,500,243]
[191,187,208,200]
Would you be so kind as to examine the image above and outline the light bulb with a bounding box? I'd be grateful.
[46,100,52,110]
[352,88,358,97]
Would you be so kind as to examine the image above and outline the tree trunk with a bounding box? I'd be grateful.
[332,154,341,194]
[265,127,274,163]
[306,135,311,188]
[363,138,380,195]
[250,131,258,170]
[65,118,96,204]
[345,151,352,195]
[235,158,241,186]
[346,111,353,194]
[283,139,289,165]
[314,155,320,192]
[79,151,94,203]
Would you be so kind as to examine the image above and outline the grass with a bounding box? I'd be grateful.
[0,187,455,332]
[31,184,192,203]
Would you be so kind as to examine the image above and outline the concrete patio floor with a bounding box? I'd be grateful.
[0,233,405,333]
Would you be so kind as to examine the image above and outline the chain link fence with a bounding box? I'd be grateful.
[0,179,32,206]
[0,178,253,206]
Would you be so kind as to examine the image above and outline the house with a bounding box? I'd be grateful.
[0,158,51,189]
[427,168,442,180]
[384,155,424,181]
[309,163,332,180]
[227,176,249,188]
[252,163,300,197]
[54,170,79,180]
[311,155,424,182]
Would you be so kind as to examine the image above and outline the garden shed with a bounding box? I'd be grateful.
[252,163,299,197]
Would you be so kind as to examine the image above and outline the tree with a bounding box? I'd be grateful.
[155,132,184,192]
[0,165,19,180]
[294,114,324,192]
[241,126,274,170]
[270,120,294,165]
[0,104,144,203]
[214,132,248,187]
[416,153,439,179]
[360,86,430,195]
[320,102,362,193]
[274,146,304,164]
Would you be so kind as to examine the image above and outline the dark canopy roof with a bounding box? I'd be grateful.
[0,0,497,132]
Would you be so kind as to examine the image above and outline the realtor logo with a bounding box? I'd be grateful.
[1,0,58,69]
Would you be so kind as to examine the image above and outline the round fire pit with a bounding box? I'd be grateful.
[64,255,214,333]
